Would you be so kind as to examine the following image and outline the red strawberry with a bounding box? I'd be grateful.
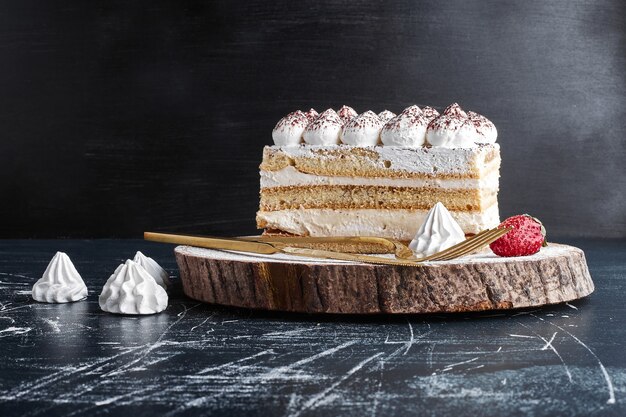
[490,214,547,257]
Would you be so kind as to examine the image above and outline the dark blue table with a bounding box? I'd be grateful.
[0,239,624,416]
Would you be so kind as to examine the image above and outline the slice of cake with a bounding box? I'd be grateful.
[257,103,500,241]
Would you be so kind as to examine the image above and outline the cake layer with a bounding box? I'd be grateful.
[256,205,500,240]
[257,143,501,239]
[261,144,500,179]
[260,185,497,211]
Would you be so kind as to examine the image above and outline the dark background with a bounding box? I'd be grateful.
[1,0,624,239]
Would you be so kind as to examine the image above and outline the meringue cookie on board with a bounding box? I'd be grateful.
[133,251,170,289]
[409,202,466,257]
[32,252,88,303]
[99,260,168,315]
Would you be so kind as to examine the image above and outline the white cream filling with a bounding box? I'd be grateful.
[257,204,500,240]
[261,165,500,190]
[267,144,500,176]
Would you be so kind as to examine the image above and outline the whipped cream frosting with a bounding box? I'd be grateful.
[426,103,480,148]
[380,106,430,147]
[32,252,88,303]
[99,260,168,315]
[401,105,422,116]
[442,102,468,118]
[337,105,358,125]
[421,106,440,120]
[303,109,343,145]
[378,110,396,121]
[409,202,466,257]
[468,111,497,143]
[273,103,497,148]
[340,111,384,146]
[304,108,319,123]
[272,111,308,146]
[133,251,170,289]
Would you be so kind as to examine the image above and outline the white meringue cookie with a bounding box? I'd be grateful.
[99,260,168,315]
[341,111,384,146]
[378,110,396,122]
[133,251,170,289]
[426,103,480,148]
[337,105,358,125]
[272,111,308,146]
[32,252,88,303]
[381,107,430,147]
[303,109,343,145]
[468,111,498,143]
[409,202,465,257]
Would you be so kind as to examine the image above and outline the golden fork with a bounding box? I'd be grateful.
[144,227,510,267]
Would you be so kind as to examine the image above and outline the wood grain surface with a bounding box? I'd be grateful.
[0,1,624,238]
[0,239,624,416]
[175,243,594,314]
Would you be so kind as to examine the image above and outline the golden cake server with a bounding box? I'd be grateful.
[144,232,422,266]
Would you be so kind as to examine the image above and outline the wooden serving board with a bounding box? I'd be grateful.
[175,243,594,314]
